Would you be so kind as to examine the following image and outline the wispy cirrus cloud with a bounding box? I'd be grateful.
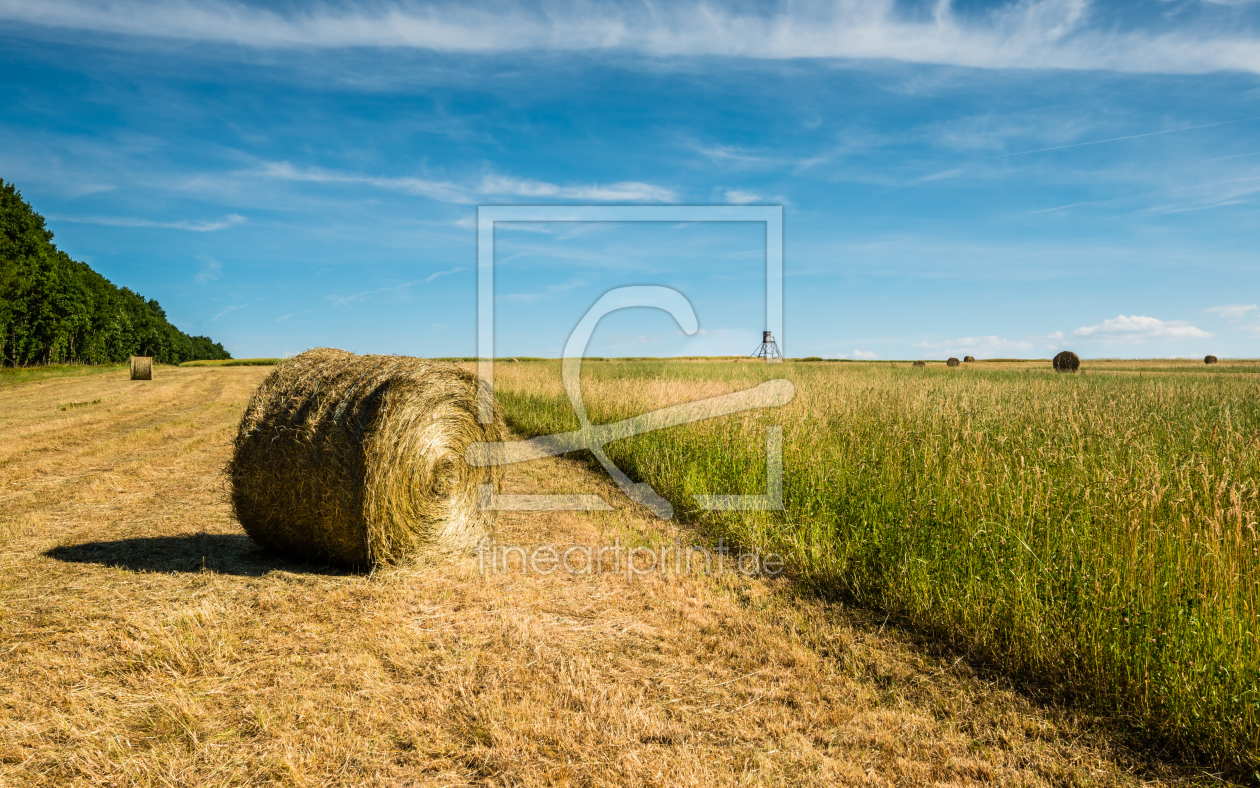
[501,279,587,304]
[4,0,1260,74]
[1054,314,1213,343]
[1206,303,1258,320]
[212,297,262,321]
[258,161,468,203]
[194,258,221,285]
[986,118,1260,159]
[915,335,1034,358]
[478,174,675,202]
[51,213,246,232]
[258,162,676,204]
[330,267,465,307]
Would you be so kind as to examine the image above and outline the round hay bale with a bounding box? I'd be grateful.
[912,360,926,368]
[1053,350,1081,373]
[1205,355,1218,365]
[130,356,152,380]
[946,357,961,367]
[963,355,975,363]
[227,348,506,568]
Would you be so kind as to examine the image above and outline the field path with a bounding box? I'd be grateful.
[0,367,1181,786]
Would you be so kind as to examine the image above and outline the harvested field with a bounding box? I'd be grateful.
[0,366,1218,785]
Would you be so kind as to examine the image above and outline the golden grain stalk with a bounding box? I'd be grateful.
[227,348,505,568]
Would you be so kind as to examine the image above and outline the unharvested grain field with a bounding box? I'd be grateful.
[494,358,1260,776]
[0,362,1244,785]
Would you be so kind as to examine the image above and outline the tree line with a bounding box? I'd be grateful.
[0,179,231,366]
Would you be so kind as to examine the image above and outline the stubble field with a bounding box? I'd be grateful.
[0,361,1247,785]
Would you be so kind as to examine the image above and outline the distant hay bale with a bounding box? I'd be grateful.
[227,348,506,568]
[946,357,961,367]
[130,356,152,380]
[912,361,926,368]
[1205,355,1219,365]
[1053,350,1081,373]
[963,355,975,363]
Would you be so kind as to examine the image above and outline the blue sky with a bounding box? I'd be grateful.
[2,0,1259,359]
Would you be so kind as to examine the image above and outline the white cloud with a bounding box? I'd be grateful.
[258,161,469,203]
[914,335,1034,358]
[832,350,880,359]
[478,174,676,202]
[194,258,221,285]
[258,162,676,204]
[722,189,762,204]
[52,213,246,232]
[1064,314,1213,343]
[1206,303,1258,320]
[3,0,1260,74]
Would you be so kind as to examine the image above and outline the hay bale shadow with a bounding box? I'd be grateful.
[44,533,356,577]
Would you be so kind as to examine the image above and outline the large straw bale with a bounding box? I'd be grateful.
[227,348,505,568]
[1205,355,1219,365]
[946,357,961,367]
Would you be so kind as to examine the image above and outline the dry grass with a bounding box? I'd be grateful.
[0,366,1210,786]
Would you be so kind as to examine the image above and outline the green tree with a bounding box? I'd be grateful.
[0,179,231,366]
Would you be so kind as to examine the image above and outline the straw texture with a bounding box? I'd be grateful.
[227,348,505,568]
[130,356,152,380]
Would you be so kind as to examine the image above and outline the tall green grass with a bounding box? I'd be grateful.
[493,360,1260,771]
[0,363,126,388]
